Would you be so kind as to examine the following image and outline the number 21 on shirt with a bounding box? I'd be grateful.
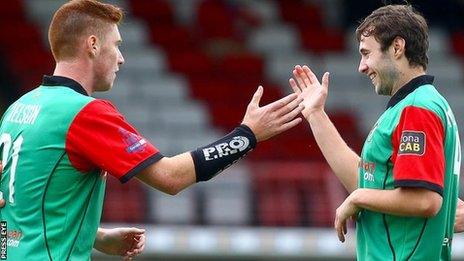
[0,133,23,204]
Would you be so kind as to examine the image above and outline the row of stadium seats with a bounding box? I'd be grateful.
[103,162,345,227]
[0,0,54,93]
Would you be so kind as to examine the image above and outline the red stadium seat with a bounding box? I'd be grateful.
[208,103,247,131]
[0,0,25,21]
[196,0,237,39]
[149,24,199,53]
[257,188,301,226]
[278,1,323,30]
[219,53,264,77]
[102,177,148,223]
[300,28,346,53]
[330,111,364,153]
[7,49,54,83]
[0,23,42,52]
[168,51,214,76]
[129,0,174,25]
[451,31,464,57]
[251,161,332,226]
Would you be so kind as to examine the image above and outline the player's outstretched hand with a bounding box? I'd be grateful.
[289,65,330,120]
[0,161,4,208]
[94,227,146,260]
[241,85,304,142]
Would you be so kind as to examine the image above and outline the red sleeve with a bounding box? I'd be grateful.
[66,99,162,183]
[391,106,445,195]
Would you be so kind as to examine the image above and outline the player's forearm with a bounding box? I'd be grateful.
[137,153,196,195]
[307,110,359,192]
[350,187,442,217]
[138,125,257,195]
[93,228,106,250]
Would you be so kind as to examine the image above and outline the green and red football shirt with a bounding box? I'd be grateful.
[357,75,460,260]
[0,76,162,260]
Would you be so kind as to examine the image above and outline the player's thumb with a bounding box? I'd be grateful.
[126,227,145,235]
[322,72,330,89]
[250,85,263,106]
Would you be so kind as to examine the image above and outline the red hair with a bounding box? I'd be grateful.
[48,0,124,61]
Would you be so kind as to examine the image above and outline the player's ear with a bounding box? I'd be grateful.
[86,35,99,57]
[392,36,406,59]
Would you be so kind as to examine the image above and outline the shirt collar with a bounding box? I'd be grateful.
[41,75,89,96]
[386,75,434,109]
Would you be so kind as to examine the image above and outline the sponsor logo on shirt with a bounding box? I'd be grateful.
[359,159,376,182]
[0,224,22,250]
[119,128,147,153]
[398,130,425,156]
[203,136,250,161]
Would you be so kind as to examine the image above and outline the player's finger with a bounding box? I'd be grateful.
[275,95,302,116]
[266,93,298,111]
[131,239,143,252]
[128,235,141,252]
[275,117,302,135]
[295,65,314,89]
[125,227,145,235]
[250,85,263,107]
[0,160,3,174]
[138,234,146,252]
[296,65,314,85]
[292,67,306,89]
[322,72,330,90]
[334,215,344,243]
[302,65,320,85]
[343,221,347,235]
[278,104,304,124]
[337,222,345,243]
[289,78,302,94]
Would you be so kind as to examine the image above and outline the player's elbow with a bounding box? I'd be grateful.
[136,161,187,196]
[157,174,185,195]
[162,182,182,196]
[421,193,443,217]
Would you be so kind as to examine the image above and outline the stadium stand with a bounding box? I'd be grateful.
[0,0,463,259]
[0,0,461,236]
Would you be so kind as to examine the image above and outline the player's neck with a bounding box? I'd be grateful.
[53,61,94,95]
[391,66,426,96]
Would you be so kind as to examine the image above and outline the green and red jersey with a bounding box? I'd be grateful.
[358,75,460,260]
[0,76,162,260]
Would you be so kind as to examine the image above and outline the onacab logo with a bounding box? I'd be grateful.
[399,130,425,156]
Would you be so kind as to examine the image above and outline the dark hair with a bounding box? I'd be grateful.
[49,0,124,61]
[356,5,429,70]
